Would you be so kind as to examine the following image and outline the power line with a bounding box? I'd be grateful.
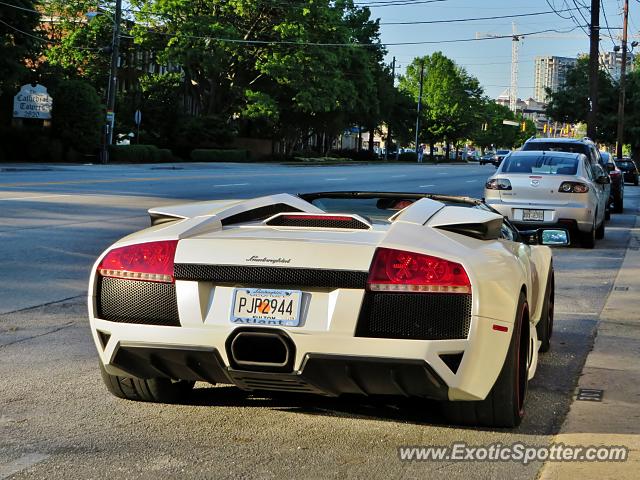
[379,8,583,25]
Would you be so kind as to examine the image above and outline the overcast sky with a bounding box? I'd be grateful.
[370,0,639,99]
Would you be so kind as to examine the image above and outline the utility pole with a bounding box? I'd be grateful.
[386,56,395,161]
[101,0,122,164]
[616,0,630,159]
[587,0,600,139]
[509,23,522,113]
[414,60,424,162]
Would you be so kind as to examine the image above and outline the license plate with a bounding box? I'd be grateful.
[231,289,302,327]
[522,209,544,221]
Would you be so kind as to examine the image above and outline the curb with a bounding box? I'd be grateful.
[538,210,640,479]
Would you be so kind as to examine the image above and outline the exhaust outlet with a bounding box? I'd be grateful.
[228,329,295,372]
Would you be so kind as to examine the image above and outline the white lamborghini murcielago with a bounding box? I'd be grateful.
[89,192,567,427]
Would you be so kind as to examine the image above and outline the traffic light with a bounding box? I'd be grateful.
[543,124,548,133]
[521,121,526,132]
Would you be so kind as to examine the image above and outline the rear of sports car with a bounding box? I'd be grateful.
[89,195,538,426]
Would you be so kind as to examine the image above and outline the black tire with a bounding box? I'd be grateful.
[100,363,195,403]
[596,218,605,239]
[442,292,529,428]
[536,268,554,353]
[580,216,596,248]
[605,208,611,221]
[614,196,624,214]
[634,176,639,186]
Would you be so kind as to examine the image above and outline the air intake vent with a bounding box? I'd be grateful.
[265,213,371,230]
[221,203,302,226]
[439,352,464,374]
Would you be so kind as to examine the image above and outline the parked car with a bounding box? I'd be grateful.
[484,150,610,248]
[89,191,567,427]
[521,137,606,167]
[600,152,624,213]
[616,158,640,185]
[492,149,511,167]
[479,153,495,165]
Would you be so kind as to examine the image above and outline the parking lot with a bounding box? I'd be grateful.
[0,162,636,478]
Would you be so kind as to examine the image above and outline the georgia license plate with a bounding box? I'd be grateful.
[231,289,302,327]
[522,209,544,221]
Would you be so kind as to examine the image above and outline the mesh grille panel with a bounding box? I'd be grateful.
[356,292,472,340]
[97,277,180,326]
[174,264,368,289]
[266,216,370,230]
[221,203,301,226]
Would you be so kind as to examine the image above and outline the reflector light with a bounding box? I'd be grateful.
[367,248,471,294]
[493,324,509,332]
[98,240,178,283]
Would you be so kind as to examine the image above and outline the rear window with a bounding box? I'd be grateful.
[501,155,579,175]
[617,161,635,170]
[522,141,589,157]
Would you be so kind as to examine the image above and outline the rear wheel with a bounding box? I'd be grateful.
[442,293,529,428]
[536,268,554,353]
[614,194,624,214]
[596,218,605,239]
[100,363,195,403]
[635,176,639,186]
[580,218,596,249]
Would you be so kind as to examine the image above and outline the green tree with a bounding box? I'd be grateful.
[545,57,617,144]
[0,0,41,99]
[399,52,484,160]
[51,79,102,154]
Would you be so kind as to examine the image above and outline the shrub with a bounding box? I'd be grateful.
[51,79,102,154]
[190,149,249,162]
[109,144,174,163]
[398,151,418,162]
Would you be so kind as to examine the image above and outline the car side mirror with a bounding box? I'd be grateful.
[520,228,570,246]
[596,175,611,185]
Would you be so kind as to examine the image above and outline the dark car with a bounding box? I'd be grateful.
[492,149,511,167]
[601,152,624,213]
[479,152,495,165]
[522,137,605,168]
[616,158,639,185]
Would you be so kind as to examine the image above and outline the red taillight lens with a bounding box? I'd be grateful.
[610,170,621,177]
[367,248,471,294]
[98,240,178,283]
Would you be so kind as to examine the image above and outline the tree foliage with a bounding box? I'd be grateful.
[545,57,618,144]
[51,79,102,153]
[0,0,41,98]
[398,52,483,156]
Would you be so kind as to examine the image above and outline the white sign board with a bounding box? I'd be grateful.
[13,84,53,120]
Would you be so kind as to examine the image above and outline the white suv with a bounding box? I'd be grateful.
[484,150,611,248]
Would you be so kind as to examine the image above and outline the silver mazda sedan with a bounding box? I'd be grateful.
[484,150,610,248]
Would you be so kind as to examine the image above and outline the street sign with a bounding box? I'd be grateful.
[13,84,53,120]
[502,120,520,127]
[134,109,142,126]
[106,111,115,124]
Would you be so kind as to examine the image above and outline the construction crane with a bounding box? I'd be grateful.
[476,23,523,113]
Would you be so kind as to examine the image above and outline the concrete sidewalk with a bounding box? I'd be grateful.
[539,214,640,479]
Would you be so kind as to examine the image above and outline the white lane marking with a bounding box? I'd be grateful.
[0,194,70,201]
[0,453,50,479]
[213,183,249,187]
[419,184,436,188]
[466,180,478,183]
[437,172,448,175]
[391,175,407,178]
[325,178,347,181]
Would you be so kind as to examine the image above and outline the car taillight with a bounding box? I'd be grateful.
[610,170,621,177]
[367,248,471,294]
[558,182,589,193]
[485,178,512,190]
[98,240,178,283]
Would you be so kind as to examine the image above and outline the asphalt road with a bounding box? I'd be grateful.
[0,161,636,479]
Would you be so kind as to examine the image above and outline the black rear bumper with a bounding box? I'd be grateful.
[110,345,448,400]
